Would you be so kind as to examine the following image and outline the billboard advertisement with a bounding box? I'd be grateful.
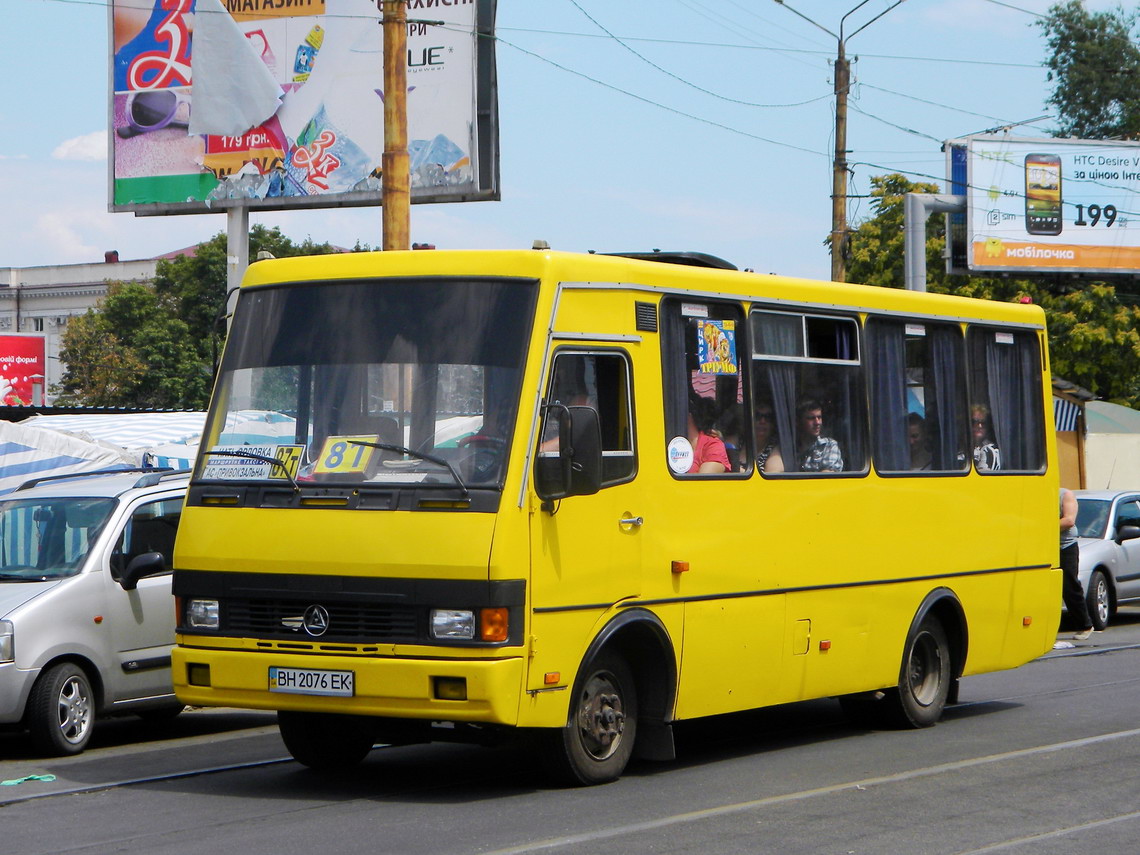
[110,0,498,214]
[962,135,1140,275]
[0,336,46,406]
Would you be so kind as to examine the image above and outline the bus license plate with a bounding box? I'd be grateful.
[269,666,355,697]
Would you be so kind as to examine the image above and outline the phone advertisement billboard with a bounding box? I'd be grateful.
[0,336,46,407]
[109,0,499,215]
[964,135,1140,275]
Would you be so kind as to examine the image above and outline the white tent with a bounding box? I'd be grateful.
[0,420,140,496]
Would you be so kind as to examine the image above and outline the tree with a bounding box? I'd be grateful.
[55,226,344,408]
[846,174,1140,407]
[1038,1,1140,139]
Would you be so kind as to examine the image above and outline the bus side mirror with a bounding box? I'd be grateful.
[535,405,602,506]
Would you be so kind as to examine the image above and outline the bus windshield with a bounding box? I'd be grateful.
[198,276,538,491]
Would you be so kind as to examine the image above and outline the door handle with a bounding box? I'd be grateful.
[619,516,644,528]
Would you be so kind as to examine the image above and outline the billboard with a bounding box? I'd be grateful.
[0,336,46,406]
[109,0,498,214]
[960,135,1140,275]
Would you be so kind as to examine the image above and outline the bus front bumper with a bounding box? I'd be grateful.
[172,645,525,725]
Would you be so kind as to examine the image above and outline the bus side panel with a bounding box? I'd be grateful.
[674,596,786,720]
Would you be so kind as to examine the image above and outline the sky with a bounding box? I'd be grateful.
[0,0,1106,280]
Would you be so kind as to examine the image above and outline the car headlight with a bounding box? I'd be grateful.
[0,620,13,663]
[187,599,220,630]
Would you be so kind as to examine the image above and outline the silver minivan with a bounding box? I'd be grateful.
[0,468,188,755]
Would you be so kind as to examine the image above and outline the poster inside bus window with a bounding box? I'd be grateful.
[696,320,737,375]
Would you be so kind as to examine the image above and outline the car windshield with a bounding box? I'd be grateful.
[0,497,115,581]
[196,276,537,493]
[1075,498,1110,539]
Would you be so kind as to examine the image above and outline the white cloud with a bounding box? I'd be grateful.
[52,132,107,162]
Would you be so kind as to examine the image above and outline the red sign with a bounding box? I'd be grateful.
[0,337,46,406]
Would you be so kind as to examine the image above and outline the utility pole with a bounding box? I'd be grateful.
[773,0,906,282]
[382,0,410,251]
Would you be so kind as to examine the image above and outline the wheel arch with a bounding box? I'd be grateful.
[904,587,967,685]
[574,607,678,759]
[35,655,105,713]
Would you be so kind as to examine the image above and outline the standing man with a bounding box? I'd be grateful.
[797,398,843,472]
[1060,487,1094,641]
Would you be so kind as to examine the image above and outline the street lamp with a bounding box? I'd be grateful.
[773,0,907,282]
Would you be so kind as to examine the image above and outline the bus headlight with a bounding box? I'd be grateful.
[0,620,12,663]
[187,599,220,630]
[431,609,475,640]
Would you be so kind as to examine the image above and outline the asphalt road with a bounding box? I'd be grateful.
[4,611,1140,855]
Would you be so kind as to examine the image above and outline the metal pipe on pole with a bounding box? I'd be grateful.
[382,0,410,252]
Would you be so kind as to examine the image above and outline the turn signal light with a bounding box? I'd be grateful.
[480,608,509,642]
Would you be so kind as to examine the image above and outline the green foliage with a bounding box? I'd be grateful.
[1038,1,1140,140]
[55,226,343,409]
[847,174,1140,408]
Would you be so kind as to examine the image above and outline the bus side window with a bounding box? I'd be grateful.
[750,310,865,475]
[866,319,969,473]
[540,351,636,486]
[661,300,747,476]
[967,328,1046,473]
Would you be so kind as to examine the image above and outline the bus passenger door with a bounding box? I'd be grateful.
[528,350,642,688]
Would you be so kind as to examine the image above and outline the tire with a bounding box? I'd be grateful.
[278,711,376,770]
[1086,569,1111,631]
[542,652,638,786]
[889,615,952,728]
[26,663,95,756]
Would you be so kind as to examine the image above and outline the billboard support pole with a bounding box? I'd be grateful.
[226,205,249,326]
[904,193,965,291]
[383,0,410,251]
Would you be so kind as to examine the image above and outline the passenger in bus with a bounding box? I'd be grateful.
[687,393,729,474]
[796,398,843,472]
[753,402,785,474]
[971,404,1001,471]
[716,405,744,472]
[908,413,932,470]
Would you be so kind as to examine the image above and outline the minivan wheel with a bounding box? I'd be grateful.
[26,663,95,756]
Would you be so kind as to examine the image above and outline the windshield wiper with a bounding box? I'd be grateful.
[200,449,300,492]
[0,572,47,582]
[348,441,469,498]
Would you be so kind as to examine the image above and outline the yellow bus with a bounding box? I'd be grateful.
[172,248,1060,785]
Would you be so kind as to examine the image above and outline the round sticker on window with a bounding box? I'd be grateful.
[667,436,694,474]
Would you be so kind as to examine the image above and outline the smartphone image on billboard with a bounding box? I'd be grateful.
[1025,153,1062,235]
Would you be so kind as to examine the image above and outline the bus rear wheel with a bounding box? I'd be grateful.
[542,652,638,786]
[890,615,951,728]
[278,711,376,770]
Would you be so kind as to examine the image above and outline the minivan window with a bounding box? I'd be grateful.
[0,498,115,580]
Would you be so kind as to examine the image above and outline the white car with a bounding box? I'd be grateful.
[1073,490,1140,630]
[0,468,187,755]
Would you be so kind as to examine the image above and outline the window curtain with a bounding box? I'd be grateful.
[753,313,801,473]
[984,334,1042,470]
[833,323,863,470]
[867,321,909,471]
[928,326,966,470]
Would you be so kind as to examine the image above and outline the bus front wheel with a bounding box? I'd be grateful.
[278,711,376,770]
[542,652,638,786]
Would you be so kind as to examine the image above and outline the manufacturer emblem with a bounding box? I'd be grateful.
[302,604,330,637]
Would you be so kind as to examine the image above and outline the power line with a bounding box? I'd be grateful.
[564,0,833,107]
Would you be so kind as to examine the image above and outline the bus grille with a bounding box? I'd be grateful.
[226,598,420,643]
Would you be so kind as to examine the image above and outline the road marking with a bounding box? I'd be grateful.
[481,727,1140,855]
